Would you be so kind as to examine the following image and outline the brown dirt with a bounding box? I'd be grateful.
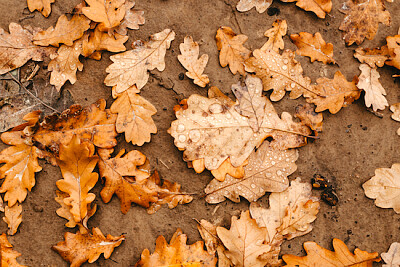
[0,0,400,266]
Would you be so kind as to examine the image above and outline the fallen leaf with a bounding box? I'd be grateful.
[216,26,251,75]
[210,158,247,182]
[236,0,273,13]
[354,46,390,68]
[357,64,388,111]
[33,15,90,47]
[0,233,26,266]
[282,239,380,266]
[280,0,332,18]
[306,71,360,114]
[111,86,157,145]
[382,242,400,267]
[0,23,55,75]
[386,34,400,70]
[245,49,312,101]
[216,210,270,267]
[290,32,335,64]
[104,29,175,94]
[82,0,126,31]
[112,0,145,36]
[339,0,391,45]
[27,0,55,17]
[178,36,209,87]
[390,103,400,135]
[261,19,287,53]
[3,203,22,235]
[294,104,323,132]
[135,228,217,266]
[363,163,400,213]
[205,142,298,203]
[53,227,125,267]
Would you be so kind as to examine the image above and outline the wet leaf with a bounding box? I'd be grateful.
[294,103,323,132]
[112,0,145,36]
[216,27,251,75]
[261,19,287,53]
[357,64,388,111]
[0,233,26,266]
[354,46,390,68]
[27,0,55,17]
[82,0,126,31]
[3,203,22,236]
[178,36,209,87]
[382,242,400,267]
[290,32,335,64]
[210,158,247,182]
[280,0,332,18]
[135,228,217,266]
[386,34,400,70]
[236,0,273,13]
[390,103,400,135]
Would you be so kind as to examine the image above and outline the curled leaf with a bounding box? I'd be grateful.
[290,32,335,64]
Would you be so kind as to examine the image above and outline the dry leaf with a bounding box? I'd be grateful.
[53,227,125,267]
[27,0,55,17]
[282,239,380,266]
[82,0,126,31]
[280,0,332,18]
[216,211,270,267]
[104,29,175,94]
[306,71,360,114]
[245,49,312,101]
[210,158,247,182]
[0,23,55,75]
[261,19,287,53]
[363,163,400,213]
[178,36,209,87]
[135,228,217,266]
[294,104,323,132]
[390,103,400,135]
[290,32,335,64]
[236,0,273,13]
[386,34,400,70]
[112,0,145,36]
[382,242,400,267]
[205,142,298,203]
[357,64,388,111]
[339,0,391,45]
[354,46,390,68]
[0,233,26,266]
[110,86,157,145]
[216,26,251,75]
[56,136,99,223]
[33,15,90,47]
[3,203,22,236]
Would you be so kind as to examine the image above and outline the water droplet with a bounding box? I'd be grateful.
[209,103,223,114]
[177,124,185,132]
[282,65,288,71]
[266,172,272,177]
[277,170,282,175]
[251,184,256,189]
[237,186,242,190]
[271,161,276,165]
[212,157,218,166]
[291,83,296,88]
[178,135,186,142]
[283,59,289,64]
[189,130,201,142]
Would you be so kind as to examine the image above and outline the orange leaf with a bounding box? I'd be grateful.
[354,46,390,68]
[0,233,26,266]
[27,0,55,17]
[280,0,332,18]
[82,0,126,31]
[3,203,22,236]
[386,34,400,70]
[290,32,335,64]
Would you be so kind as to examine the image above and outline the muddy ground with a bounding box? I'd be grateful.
[0,0,400,266]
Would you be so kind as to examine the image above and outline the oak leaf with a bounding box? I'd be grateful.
[53,227,125,267]
[386,34,400,70]
[111,86,157,145]
[33,15,90,47]
[305,71,360,114]
[261,19,287,53]
[280,0,332,18]
[3,203,22,236]
[357,64,388,111]
[0,23,56,75]
[382,242,400,267]
[390,103,400,135]
[205,142,298,203]
[294,104,323,132]
[354,46,390,68]
[135,228,217,267]
[245,49,312,101]
[210,158,247,182]
[282,238,380,266]
[27,0,55,17]
[0,233,26,267]
[363,163,400,213]
[236,0,273,13]
[178,36,209,87]
[112,0,145,36]
[339,0,391,46]
[290,32,335,64]
[104,29,175,94]
[82,0,126,31]
[216,26,251,75]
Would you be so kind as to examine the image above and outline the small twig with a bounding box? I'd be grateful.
[24,65,40,83]
[7,72,60,113]
[159,159,170,170]
[18,14,35,22]
[366,107,384,118]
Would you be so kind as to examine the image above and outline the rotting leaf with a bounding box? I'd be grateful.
[236,0,273,13]
[290,32,335,64]
[0,233,26,266]
[261,19,287,53]
[3,203,22,236]
[82,0,126,31]
[357,64,388,111]
[280,0,332,18]
[354,46,390,68]
[27,0,55,17]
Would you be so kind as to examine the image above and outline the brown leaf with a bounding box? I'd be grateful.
[210,158,247,182]
[112,0,145,36]
[354,46,390,68]
[294,104,323,132]
[261,19,287,53]
[306,71,360,114]
[135,228,217,267]
[82,0,126,31]
[390,103,400,135]
[280,0,332,18]
[3,203,22,236]
[290,32,335,64]
[27,0,55,17]
[386,34,400,70]
[53,227,125,267]
[216,26,251,75]
[0,23,56,75]
[110,86,157,145]
[282,239,380,266]
[104,29,175,94]
[339,0,391,46]
[178,36,209,87]
[236,0,273,13]
[0,233,26,266]
[33,15,90,47]
[357,64,388,111]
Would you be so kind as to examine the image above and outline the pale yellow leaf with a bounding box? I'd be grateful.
[382,242,400,267]
[357,64,388,111]
[236,0,273,13]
